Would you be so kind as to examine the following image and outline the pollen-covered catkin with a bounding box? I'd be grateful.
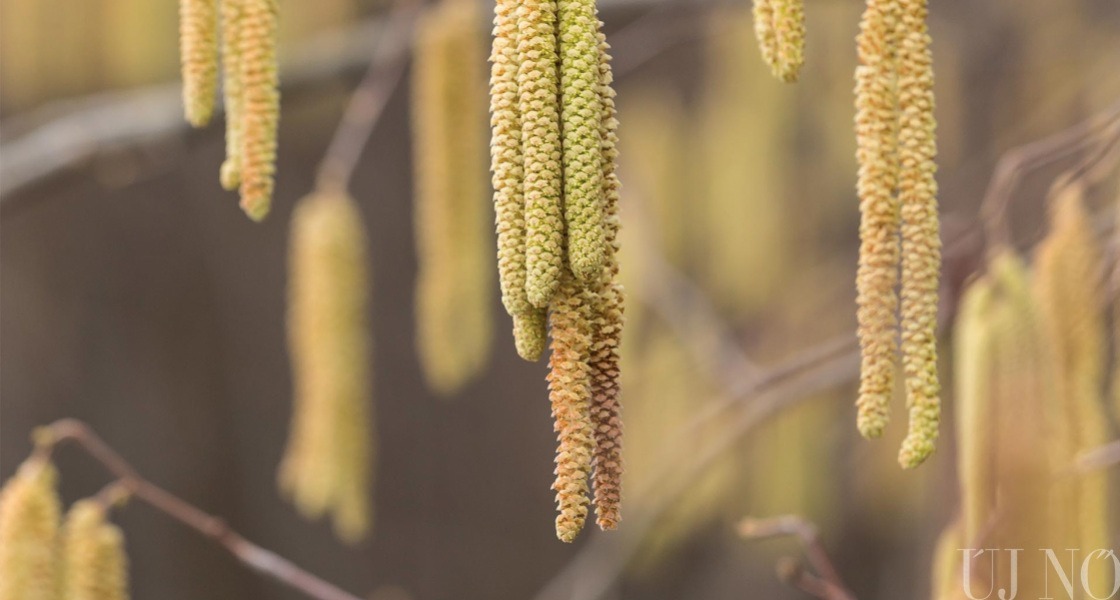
[179,0,219,127]
[752,0,804,82]
[853,0,901,440]
[1032,183,1110,589]
[518,0,565,307]
[280,191,374,543]
[548,278,596,542]
[558,0,605,282]
[752,0,777,74]
[0,459,61,600]
[588,30,624,530]
[237,0,280,221]
[61,500,130,600]
[895,0,940,469]
[220,0,244,190]
[413,0,493,394]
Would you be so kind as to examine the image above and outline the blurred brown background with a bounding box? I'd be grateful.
[2,0,1119,599]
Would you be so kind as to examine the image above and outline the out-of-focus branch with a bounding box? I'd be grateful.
[774,557,858,600]
[1075,440,1120,473]
[738,515,856,600]
[33,419,364,600]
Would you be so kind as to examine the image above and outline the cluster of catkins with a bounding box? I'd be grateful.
[0,458,130,600]
[490,0,624,541]
[278,191,375,543]
[179,0,279,221]
[852,0,940,468]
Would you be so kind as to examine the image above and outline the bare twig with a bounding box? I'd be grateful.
[774,558,858,600]
[738,515,856,600]
[314,0,423,193]
[34,419,364,600]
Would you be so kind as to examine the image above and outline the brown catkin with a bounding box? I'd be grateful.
[237,0,280,221]
[61,500,130,600]
[547,277,595,542]
[0,459,61,600]
[1032,182,1110,590]
[518,0,565,307]
[895,0,940,469]
[853,0,901,440]
[413,0,493,394]
[220,0,244,190]
[588,28,624,530]
[280,191,374,543]
[179,0,219,127]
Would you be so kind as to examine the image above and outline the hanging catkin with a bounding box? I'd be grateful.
[853,0,901,441]
[413,0,493,395]
[61,500,130,600]
[1032,182,1110,591]
[179,0,219,127]
[853,0,940,467]
[518,0,565,308]
[236,0,280,221]
[280,191,374,543]
[953,271,995,545]
[548,277,596,542]
[0,458,61,600]
[220,0,244,190]
[752,0,804,82]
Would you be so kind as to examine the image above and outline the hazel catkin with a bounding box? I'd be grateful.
[236,0,280,221]
[220,0,245,190]
[61,500,130,600]
[280,191,375,543]
[752,0,804,82]
[0,458,61,600]
[179,0,219,127]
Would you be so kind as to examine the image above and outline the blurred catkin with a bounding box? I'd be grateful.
[280,191,374,543]
[895,0,940,469]
[61,500,129,600]
[220,0,244,190]
[752,0,804,82]
[0,459,61,600]
[518,0,565,307]
[413,0,493,394]
[237,0,280,221]
[548,278,595,542]
[853,0,901,440]
[1032,183,1110,587]
[179,0,219,127]
[558,0,605,281]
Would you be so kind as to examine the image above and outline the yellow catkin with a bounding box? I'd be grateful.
[588,29,624,530]
[1032,183,1110,591]
[179,0,219,127]
[0,459,61,600]
[752,0,804,82]
[853,0,901,440]
[547,277,596,542]
[61,500,129,600]
[518,0,564,307]
[929,519,963,600]
[953,273,995,545]
[558,0,605,282]
[752,0,777,74]
[220,0,244,190]
[413,0,493,395]
[279,191,375,543]
[895,0,940,469]
[237,0,280,221]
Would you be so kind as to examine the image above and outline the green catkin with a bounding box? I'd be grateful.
[179,0,219,127]
[61,500,130,600]
[558,0,605,282]
[853,0,901,440]
[220,0,244,190]
[0,459,61,600]
[413,0,493,394]
[588,28,624,530]
[517,0,564,307]
[547,277,596,542]
[895,0,940,469]
[1032,183,1110,592]
[513,309,548,361]
[237,0,279,221]
[280,191,374,543]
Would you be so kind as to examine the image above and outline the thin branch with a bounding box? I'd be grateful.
[314,0,423,192]
[34,419,364,600]
[737,515,856,600]
[774,558,858,600]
